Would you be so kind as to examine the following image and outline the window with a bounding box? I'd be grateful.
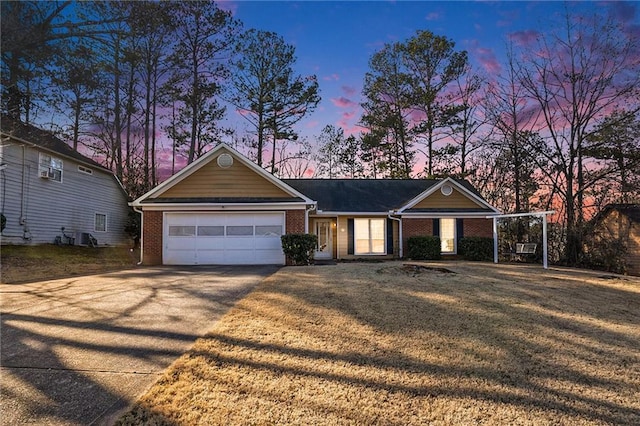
[226,225,253,236]
[39,153,63,181]
[78,165,93,175]
[440,218,455,253]
[354,218,385,255]
[198,226,224,236]
[95,213,107,232]
[168,226,196,236]
[255,225,282,236]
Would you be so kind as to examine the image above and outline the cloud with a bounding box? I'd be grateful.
[342,85,357,96]
[331,97,358,109]
[323,73,340,81]
[476,47,501,75]
[425,11,441,21]
[508,30,540,46]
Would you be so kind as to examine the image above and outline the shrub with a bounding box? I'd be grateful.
[407,236,441,260]
[281,233,318,265]
[458,237,494,261]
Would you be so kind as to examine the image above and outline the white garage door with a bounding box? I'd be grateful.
[164,212,285,265]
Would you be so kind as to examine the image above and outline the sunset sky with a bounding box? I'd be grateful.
[220,1,639,139]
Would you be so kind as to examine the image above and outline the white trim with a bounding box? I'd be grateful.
[131,143,314,206]
[398,177,500,214]
[400,212,493,219]
[314,211,391,216]
[138,202,308,211]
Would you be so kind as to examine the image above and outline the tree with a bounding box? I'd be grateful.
[163,1,239,165]
[266,74,320,175]
[315,125,344,178]
[131,1,175,190]
[439,67,486,177]
[400,30,468,176]
[50,42,104,150]
[516,9,640,264]
[230,30,293,168]
[361,42,415,178]
[585,111,640,204]
[1,1,118,122]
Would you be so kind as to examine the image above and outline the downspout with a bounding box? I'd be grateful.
[133,206,144,265]
[305,202,316,234]
[388,212,402,258]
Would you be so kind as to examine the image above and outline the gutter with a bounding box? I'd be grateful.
[132,206,143,265]
[388,212,402,258]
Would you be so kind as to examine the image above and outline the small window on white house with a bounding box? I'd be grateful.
[78,165,93,175]
[354,218,385,255]
[95,213,107,232]
[39,153,63,181]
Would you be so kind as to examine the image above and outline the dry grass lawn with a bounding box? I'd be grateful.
[1,244,138,283]
[117,261,640,425]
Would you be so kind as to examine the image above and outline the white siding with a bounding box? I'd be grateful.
[0,144,130,246]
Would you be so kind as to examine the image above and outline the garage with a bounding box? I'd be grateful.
[164,212,285,265]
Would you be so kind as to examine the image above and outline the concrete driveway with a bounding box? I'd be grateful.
[0,265,278,425]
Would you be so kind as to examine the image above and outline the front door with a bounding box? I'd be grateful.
[314,219,333,259]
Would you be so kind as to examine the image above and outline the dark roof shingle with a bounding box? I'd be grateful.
[283,178,489,213]
[0,115,106,170]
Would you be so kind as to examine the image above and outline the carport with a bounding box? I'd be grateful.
[488,211,555,269]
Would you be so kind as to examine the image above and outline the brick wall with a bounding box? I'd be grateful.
[142,210,163,265]
[401,217,494,256]
[285,209,306,234]
[463,218,493,238]
[402,218,434,255]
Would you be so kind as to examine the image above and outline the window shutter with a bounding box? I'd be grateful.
[456,218,464,245]
[432,219,440,237]
[386,218,394,255]
[347,218,354,255]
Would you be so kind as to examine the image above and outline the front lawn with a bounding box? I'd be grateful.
[118,262,640,425]
[0,244,138,283]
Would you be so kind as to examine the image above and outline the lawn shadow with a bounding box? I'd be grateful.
[249,262,640,424]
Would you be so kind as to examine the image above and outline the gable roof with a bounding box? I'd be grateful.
[397,177,500,213]
[283,177,497,214]
[131,143,314,206]
[595,204,640,224]
[0,115,108,172]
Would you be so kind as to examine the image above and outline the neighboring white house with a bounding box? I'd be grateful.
[0,115,130,246]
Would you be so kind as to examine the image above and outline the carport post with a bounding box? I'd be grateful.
[543,214,548,269]
[493,216,498,264]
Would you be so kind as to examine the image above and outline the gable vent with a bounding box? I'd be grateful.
[441,183,453,196]
[217,153,234,168]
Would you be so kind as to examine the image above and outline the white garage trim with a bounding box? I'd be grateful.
[163,212,286,265]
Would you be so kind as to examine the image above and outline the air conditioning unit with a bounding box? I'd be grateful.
[39,168,55,179]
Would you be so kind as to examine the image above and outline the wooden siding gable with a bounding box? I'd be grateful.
[398,177,499,213]
[132,143,314,205]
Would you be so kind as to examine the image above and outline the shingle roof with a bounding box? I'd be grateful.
[599,204,640,224]
[0,115,107,171]
[283,178,489,212]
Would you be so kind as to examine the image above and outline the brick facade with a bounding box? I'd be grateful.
[142,210,163,265]
[285,209,306,234]
[401,217,493,256]
[402,218,434,255]
[463,218,493,238]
